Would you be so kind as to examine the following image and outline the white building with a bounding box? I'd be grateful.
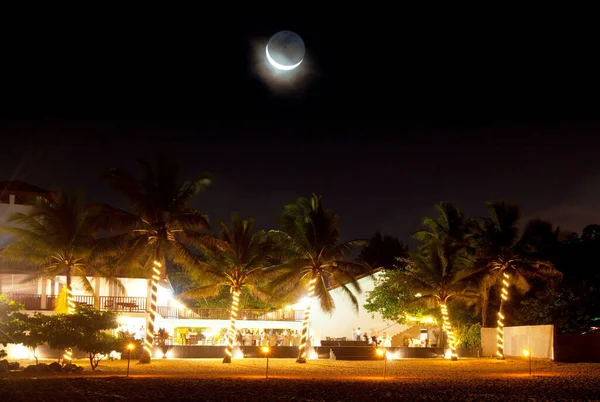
[1,180,414,358]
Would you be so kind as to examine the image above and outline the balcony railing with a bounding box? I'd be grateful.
[3,293,303,321]
[156,306,303,321]
[3,293,146,313]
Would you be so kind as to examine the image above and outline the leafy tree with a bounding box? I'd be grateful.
[45,307,121,370]
[358,232,408,270]
[8,312,48,364]
[0,295,23,358]
[182,213,278,363]
[95,154,211,363]
[363,269,434,324]
[271,194,367,363]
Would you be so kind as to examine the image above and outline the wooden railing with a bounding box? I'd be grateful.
[156,306,303,321]
[3,293,146,313]
[3,294,302,321]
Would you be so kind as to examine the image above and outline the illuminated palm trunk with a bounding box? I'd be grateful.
[223,289,241,363]
[64,268,75,363]
[296,276,317,363]
[496,272,510,359]
[440,303,458,361]
[141,260,161,363]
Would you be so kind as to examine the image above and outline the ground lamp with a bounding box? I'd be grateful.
[522,348,531,376]
[262,346,270,378]
[376,348,387,379]
[127,343,135,377]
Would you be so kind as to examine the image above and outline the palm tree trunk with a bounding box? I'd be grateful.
[223,289,241,363]
[140,259,162,364]
[296,276,317,363]
[64,267,74,363]
[440,302,458,361]
[496,272,510,359]
[66,267,75,314]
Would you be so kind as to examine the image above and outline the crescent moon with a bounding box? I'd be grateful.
[266,44,303,71]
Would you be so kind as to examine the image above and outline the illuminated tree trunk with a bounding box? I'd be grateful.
[64,267,75,363]
[223,289,241,363]
[140,260,162,364]
[296,276,317,364]
[440,302,458,361]
[496,272,510,359]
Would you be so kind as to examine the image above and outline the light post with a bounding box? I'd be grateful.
[262,346,270,378]
[522,348,531,376]
[376,348,387,379]
[127,343,135,377]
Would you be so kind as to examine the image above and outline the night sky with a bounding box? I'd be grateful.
[1,13,599,244]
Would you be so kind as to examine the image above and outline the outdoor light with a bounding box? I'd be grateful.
[522,348,532,375]
[376,348,387,379]
[127,343,135,377]
[262,346,270,378]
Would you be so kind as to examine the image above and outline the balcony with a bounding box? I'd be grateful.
[3,293,304,321]
[156,306,303,321]
[4,293,147,313]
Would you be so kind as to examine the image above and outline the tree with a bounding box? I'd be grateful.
[71,307,122,371]
[271,194,367,363]
[45,307,121,370]
[358,232,408,270]
[476,202,561,358]
[0,189,117,316]
[395,240,479,360]
[413,201,478,251]
[0,295,23,359]
[363,269,434,324]
[182,214,278,363]
[8,312,48,364]
[95,154,211,363]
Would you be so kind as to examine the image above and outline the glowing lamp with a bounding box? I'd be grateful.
[261,346,270,353]
[127,344,135,350]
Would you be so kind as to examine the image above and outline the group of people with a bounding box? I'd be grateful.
[232,329,304,347]
[354,327,392,347]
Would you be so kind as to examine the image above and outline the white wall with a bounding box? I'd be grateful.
[306,273,401,344]
[505,325,554,359]
[481,325,554,359]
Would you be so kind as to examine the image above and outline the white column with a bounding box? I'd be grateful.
[40,277,47,309]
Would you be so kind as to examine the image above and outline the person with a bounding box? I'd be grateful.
[269,330,277,347]
[355,327,361,341]
[291,330,300,346]
[362,332,369,342]
[282,330,290,346]
[261,330,269,346]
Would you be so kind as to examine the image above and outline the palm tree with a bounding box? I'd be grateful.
[181,213,277,363]
[271,194,367,363]
[94,155,211,363]
[414,201,478,251]
[396,240,479,360]
[476,201,561,359]
[0,189,118,314]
